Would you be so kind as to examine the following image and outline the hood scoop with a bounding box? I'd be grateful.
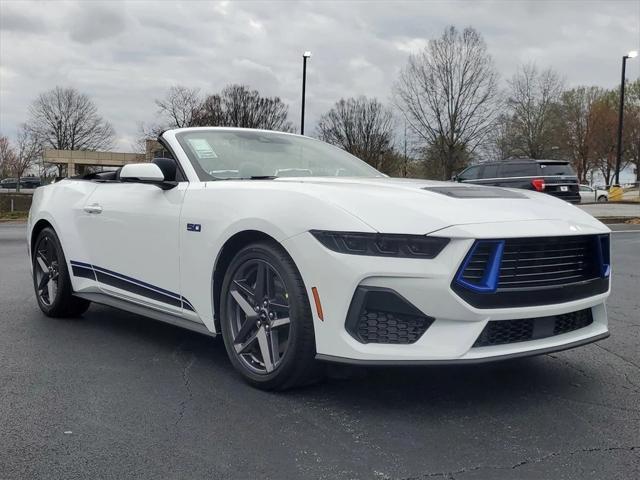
[422,185,527,199]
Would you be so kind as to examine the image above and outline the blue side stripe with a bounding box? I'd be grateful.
[91,266,181,300]
[70,260,93,268]
[78,263,181,299]
[70,260,195,311]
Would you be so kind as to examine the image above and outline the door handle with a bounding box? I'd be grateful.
[84,203,103,214]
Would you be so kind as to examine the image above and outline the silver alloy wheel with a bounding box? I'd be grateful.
[226,259,291,374]
[34,235,59,306]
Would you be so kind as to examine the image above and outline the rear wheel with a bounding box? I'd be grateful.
[219,241,321,390]
[33,227,90,317]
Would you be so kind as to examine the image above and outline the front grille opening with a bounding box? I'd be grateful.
[473,308,594,347]
[346,287,434,344]
[452,235,610,308]
[498,236,599,289]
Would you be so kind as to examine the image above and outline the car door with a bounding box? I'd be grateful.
[579,185,593,202]
[457,165,483,183]
[80,180,188,314]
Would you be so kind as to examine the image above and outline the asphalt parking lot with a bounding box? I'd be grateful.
[1,223,638,480]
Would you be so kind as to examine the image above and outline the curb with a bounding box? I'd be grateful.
[0,219,28,224]
[596,216,640,224]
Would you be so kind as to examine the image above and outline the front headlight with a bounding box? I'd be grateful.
[310,230,450,259]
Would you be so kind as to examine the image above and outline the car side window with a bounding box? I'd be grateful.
[459,165,481,180]
[482,164,498,178]
[499,163,538,178]
[579,186,592,192]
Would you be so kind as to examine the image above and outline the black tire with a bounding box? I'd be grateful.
[219,241,322,390]
[597,195,608,202]
[32,227,90,318]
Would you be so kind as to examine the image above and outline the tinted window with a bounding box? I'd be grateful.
[499,163,538,177]
[460,165,481,180]
[482,164,499,178]
[539,162,576,176]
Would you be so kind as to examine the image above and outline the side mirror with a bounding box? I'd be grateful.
[451,175,459,182]
[120,163,177,190]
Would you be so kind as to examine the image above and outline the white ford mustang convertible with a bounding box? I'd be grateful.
[28,127,611,389]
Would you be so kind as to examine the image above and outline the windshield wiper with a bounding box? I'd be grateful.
[209,175,278,181]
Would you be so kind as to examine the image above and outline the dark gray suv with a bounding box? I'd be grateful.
[454,159,580,203]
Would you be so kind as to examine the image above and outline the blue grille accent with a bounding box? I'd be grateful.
[596,234,610,278]
[455,240,505,293]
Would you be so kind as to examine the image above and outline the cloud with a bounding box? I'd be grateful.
[0,0,639,151]
[67,2,127,44]
[0,10,46,32]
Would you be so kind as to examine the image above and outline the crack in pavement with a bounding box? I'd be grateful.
[547,353,640,394]
[172,343,196,427]
[401,445,639,479]
[595,343,640,370]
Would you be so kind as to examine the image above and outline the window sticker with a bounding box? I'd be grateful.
[187,138,218,159]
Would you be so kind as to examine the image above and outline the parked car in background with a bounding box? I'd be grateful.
[1,178,19,189]
[579,185,608,203]
[454,159,580,203]
[20,177,41,189]
[0,177,41,189]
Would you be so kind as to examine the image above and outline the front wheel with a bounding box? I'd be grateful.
[32,227,90,317]
[219,241,321,390]
[597,196,608,202]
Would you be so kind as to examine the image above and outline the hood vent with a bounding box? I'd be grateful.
[423,186,526,199]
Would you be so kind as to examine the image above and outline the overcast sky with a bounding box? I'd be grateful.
[1,0,639,151]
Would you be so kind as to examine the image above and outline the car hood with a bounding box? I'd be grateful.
[274,177,606,235]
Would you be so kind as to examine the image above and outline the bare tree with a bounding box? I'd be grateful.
[394,26,499,179]
[317,96,395,169]
[559,86,603,182]
[194,85,293,131]
[8,125,40,191]
[486,113,518,161]
[27,86,115,151]
[0,135,15,178]
[588,91,619,186]
[506,63,564,159]
[624,79,640,182]
[155,85,201,128]
[195,92,232,128]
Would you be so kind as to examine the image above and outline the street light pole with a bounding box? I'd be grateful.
[614,50,637,185]
[301,51,312,135]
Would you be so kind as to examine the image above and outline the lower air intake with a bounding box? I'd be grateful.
[356,310,432,344]
[473,308,593,347]
[346,287,434,344]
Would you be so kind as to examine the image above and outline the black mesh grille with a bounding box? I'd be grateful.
[498,236,598,288]
[356,310,432,344]
[473,309,594,347]
[346,287,435,344]
[553,309,594,335]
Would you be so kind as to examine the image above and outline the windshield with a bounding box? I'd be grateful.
[539,162,576,176]
[175,129,383,180]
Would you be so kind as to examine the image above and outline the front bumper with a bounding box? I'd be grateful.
[282,223,610,364]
